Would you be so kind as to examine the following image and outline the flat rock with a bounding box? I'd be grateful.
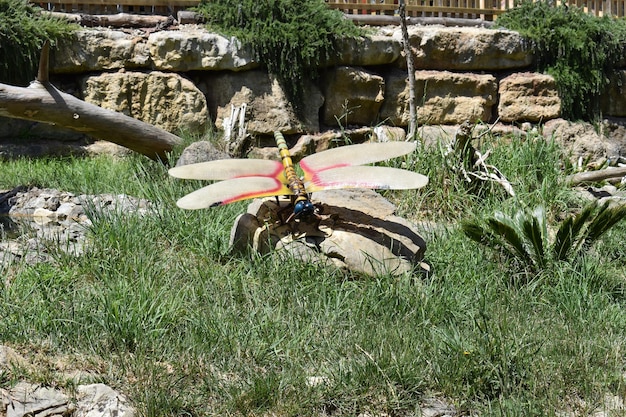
[229,189,427,276]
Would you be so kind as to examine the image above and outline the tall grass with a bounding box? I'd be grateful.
[1,131,626,415]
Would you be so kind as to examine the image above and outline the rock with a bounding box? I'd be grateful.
[1,188,153,266]
[199,70,324,135]
[332,33,402,66]
[322,66,385,127]
[81,71,209,134]
[372,126,406,142]
[75,384,135,417]
[229,189,427,276]
[403,26,533,71]
[498,72,561,122]
[380,69,497,126]
[51,28,149,73]
[175,140,231,166]
[543,119,621,163]
[1,380,135,417]
[3,382,73,417]
[147,28,257,71]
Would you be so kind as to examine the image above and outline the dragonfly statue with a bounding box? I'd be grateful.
[169,131,428,221]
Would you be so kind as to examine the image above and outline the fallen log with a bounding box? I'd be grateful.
[0,42,182,161]
[46,11,177,28]
[566,167,626,186]
[344,14,494,27]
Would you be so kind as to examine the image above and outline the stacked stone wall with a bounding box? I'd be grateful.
[2,24,624,145]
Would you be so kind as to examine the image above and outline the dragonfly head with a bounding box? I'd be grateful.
[293,200,316,218]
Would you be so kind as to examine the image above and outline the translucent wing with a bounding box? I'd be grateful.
[169,159,285,181]
[176,177,292,210]
[305,166,428,193]
[299,141,417,181]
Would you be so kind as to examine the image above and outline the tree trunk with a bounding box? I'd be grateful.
[399,0,417,140]
[0,42,182,161]
[566,167,626,185]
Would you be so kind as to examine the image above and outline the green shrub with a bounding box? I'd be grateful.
[496,1,626,121]
[462,201,626,276]
[0,0,77,86]
[193,0,362,114]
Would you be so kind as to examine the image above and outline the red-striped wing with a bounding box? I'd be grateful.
[168,159,285,182]
[305,166,428,193]
[299,141,417,181]
[176,177,293,210]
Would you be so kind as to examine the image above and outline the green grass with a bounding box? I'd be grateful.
[1,131,626,416]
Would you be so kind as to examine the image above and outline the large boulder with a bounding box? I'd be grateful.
[322,66,385,127]
[229,189,427,277]
[403,26,533,71]
[498,72,561,122]
[331,33,402,66]
[81,70,209,134]
[379,69,497,125]
[198,70,323,135]
[147,28,258,71]
[51,28,150,73]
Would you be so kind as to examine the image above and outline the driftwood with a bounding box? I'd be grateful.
[48,9,493,28]
[447,121,515,196]
[0,42,182,160]
[344,14,494,27]
[566,167,626,186]
[46,11,177,28]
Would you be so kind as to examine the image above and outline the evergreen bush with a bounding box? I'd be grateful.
[193,0,362,114]
[0,0,77,86]
[497,1,626,121]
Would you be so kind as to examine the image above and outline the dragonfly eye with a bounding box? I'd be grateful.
[293,200,316,218]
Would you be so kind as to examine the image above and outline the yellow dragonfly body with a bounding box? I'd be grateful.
[169,132,428,219]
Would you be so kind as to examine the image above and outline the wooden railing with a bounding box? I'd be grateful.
[33,0,626,19]
[34,0,196,15]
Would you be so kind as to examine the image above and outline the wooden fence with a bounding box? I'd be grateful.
[32,0,626,20]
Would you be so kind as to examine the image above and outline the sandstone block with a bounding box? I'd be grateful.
[51,29,149,73]
[81,71,209,134]
[332,34,402,66]
[322,66,385,126]
[147,29,257,71]
[198,70,323,135]
[403,26,533,71]
[498,72,561,122]
[380,70,497,125]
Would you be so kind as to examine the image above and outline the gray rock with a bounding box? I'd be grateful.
[175,141,231,166]
[75,384,135,417]
[3,382,73,417]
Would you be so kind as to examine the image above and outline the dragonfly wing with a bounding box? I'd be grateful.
[169,159,285,181]
[176,177,293,210]
[299,141,417,180]
[305,166,428,193]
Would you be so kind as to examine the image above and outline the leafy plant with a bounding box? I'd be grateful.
[0,0,78,85]
[462,201,626,274]
[496,0,626,121]
[193,0,362,114]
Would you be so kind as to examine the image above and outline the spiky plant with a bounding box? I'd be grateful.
[462,201,626,274]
